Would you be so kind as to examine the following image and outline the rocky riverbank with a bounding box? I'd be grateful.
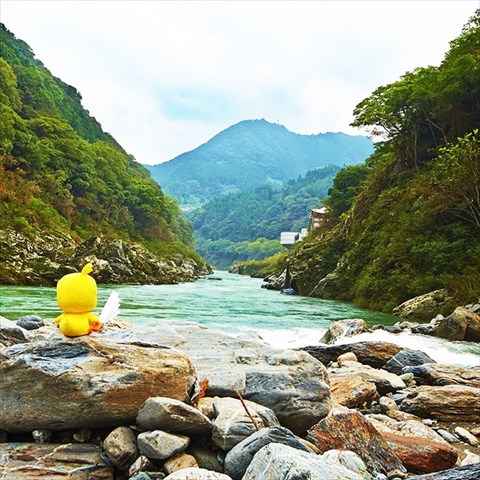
[0,310,479,479]
[0,229,212,286]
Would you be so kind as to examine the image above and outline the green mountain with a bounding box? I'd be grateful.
[0,23,209,283]
[285,10,480,313]
[188,165,341,269]
[145,120,373,208]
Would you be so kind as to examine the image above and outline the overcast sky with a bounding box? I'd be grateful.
[1,1,478,164]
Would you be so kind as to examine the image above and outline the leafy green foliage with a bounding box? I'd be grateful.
[230,252,288,278]
[323,164,371,218]
[188,165,340,268]
[0,23,201,266]
[146,119,373,208]
[289,10,480,311]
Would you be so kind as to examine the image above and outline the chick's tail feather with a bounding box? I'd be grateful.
[100,291,120,324]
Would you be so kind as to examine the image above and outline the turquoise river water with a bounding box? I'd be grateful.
[1,271,479,366]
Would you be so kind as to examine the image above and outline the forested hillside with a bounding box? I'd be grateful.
[146,120,373,208]
[188,165,340,268]
[0,23,208,283]
[285,11,480,312]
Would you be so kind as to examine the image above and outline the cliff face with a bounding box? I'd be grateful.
[0,229,211,285]
[286,11,480,312]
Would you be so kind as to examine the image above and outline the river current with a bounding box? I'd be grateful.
[1,271,478,366]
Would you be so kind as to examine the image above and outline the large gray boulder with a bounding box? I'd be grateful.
[211,397,280,451]
[106,320,332,433]
[136,397,213,435]
[0,335,197,432]
[242,443,365,480]
[224,426,310,480]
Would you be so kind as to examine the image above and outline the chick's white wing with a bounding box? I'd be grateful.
[100,291,120,324]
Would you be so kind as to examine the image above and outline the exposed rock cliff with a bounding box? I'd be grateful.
[0,229,212,285]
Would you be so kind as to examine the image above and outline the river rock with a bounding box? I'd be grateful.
[306,407,406,477]
[399,385,480,421]
[431,310,467,341]
[187,445,224,472]
[383,350,436,375]
[407,463,480,479]
[0,442,113,479]
[137,430,190,460]
[224,426,310,480]
[319,319,369,344]
[164,468,233,480]
[211,396,280,451]
[0,335,197,432]
[17,315,45,330]
[128,455,156,478]
[243,443,365,480]
[164,452,199,474]
[329,375,378,408]
[338,351,358,364]
[136,397,213,435]
[103,426,138,470]
[367,415,458,474]
[392,289,452,321]
[431,306,480,342]
[0,317,29,347]
[328,360,406,394]
[454,426,479,446]
[403,364,480,387]
[322,450,370,478]
[106,320,331,433]
[302,341,403,368]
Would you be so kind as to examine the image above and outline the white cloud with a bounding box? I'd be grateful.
[1,0,478,163]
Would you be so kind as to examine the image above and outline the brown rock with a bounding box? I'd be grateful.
[0,336,197,432]
[328,361,406,394]
[329,375,378,408]
[431,309,467,341]
[368,416,458,474]
[400,385,480,422]
[164,452,199,475]
[302,341,403,369]
[306,407,406,477]
[458,306,480,342]
[0,442,113,479]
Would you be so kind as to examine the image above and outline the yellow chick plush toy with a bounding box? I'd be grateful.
[55,263,103,337]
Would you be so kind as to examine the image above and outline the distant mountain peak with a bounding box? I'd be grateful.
[145,119,373,208]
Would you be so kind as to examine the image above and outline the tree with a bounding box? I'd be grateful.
[431,130,480,228]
